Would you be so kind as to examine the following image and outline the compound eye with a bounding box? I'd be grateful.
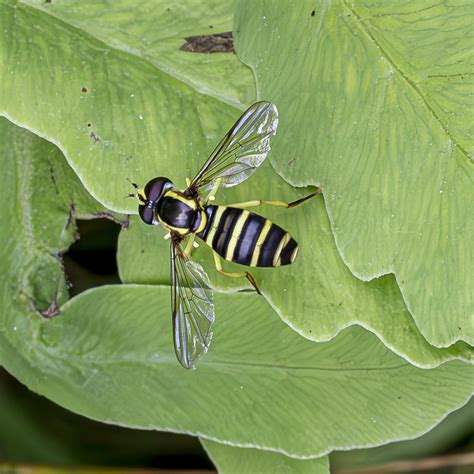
[138,205,154,225]
[145,177,172,203]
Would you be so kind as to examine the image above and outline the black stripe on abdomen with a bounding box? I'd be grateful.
[280,237,298,265]
[198,206,299,268]
[257,224,286,267]
[212,207,244,256]
[232,213,266,266]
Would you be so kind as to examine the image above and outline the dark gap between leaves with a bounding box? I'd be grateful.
[63,218,121,296]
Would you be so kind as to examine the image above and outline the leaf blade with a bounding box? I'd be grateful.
[234,0,474,346]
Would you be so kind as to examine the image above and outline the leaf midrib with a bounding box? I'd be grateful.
[37,344,409,373]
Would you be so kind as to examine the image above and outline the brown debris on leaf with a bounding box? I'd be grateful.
[180,31,234,53]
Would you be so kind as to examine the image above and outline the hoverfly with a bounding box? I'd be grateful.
[130,102,321,369]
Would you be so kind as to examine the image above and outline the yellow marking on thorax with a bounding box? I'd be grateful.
[165,190,197,210]
[273,233,291,267]
[250,220,272,267]
[225,211,250,261]
[205,206,225,245]
[156,214,189,236]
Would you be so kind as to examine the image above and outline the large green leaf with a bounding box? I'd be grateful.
[201,440,329,474]
[0,0,250,212]
[0,118,473,459]
[331,398,474,470]
[6,284,474,458]
[0,1,472,461]
[0,0,472,368]
[118,176,473,368]
[234,0,474,347]
[21,0,255,109]
[7,283,474,460]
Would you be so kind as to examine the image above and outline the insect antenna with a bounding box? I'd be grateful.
[126,178,146,203]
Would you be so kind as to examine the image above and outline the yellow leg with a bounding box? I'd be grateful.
[226,187,323,209]
[212,251,261,295]
[184,234,196,257]
[205,178,222,203]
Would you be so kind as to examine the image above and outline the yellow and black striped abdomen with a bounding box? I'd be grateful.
[197,205,298,267]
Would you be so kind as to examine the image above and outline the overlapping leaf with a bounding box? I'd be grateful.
[234,0,474,347]
[201,440,330,473]
[118,175,473,368]
[0,0,249,212]
[0,1,473,465]
[22,0,255,108]
[1,0,471,367]
[0,114,473,461]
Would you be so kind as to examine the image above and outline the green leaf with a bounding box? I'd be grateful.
[0,2,473,461]
[21,0,255,109]
[0,119,473,459]
[2,0,470,366]
[0,0,252,212]
[5,283,474,458]
[118,172,473,368]
[234,0,474,347]
[331,398,474,469]
[201,440,329,474]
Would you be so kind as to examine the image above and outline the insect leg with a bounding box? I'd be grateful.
[184,234,196,257]
[212,251,261,295]
[226,187,323,209]
[205,178,222,203]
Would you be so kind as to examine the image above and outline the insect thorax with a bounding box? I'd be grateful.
[157,190,207,235]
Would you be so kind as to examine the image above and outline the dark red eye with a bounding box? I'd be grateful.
[138,205,154,225]
[144,177,172,203]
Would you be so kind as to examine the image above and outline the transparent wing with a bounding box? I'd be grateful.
[170,238,215,369]
[188,101,278,193]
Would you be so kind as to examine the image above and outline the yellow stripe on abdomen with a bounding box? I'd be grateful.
[250,219,273,267]
[273,232,291,267]
[225,211,250,261]
[204,206,225,246]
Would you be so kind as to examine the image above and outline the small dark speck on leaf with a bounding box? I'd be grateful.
[141,249,145,254]
[209,25,213,29]
[44,0,52,3]
[121,152,133,161]
[180,31,234,54]
[287,158,295,167]
[90,131,101,143]
[397,396,402,400]
[48,161,58,190]
[81,86,88,93]
[311,9,315,16]
[87,123,91,127]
